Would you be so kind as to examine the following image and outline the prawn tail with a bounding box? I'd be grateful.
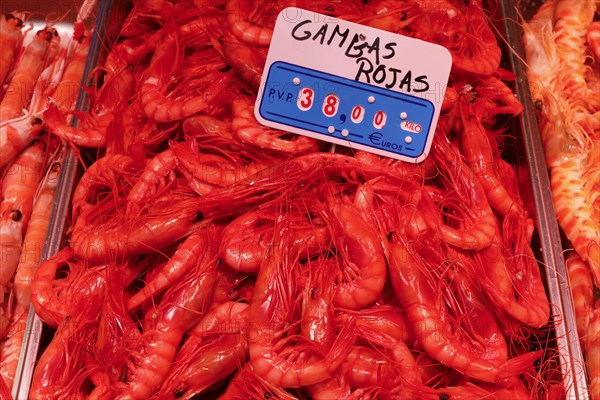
[42,102,64,125]
[44,103,106,147]
[324,318,356,372]
[497,351,543,381]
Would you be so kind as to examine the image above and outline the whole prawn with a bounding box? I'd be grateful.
[0,12,24,86]
[232,96,320,153]
[299,255,340,364]
[405,1,500,77]
[459,101,527,216]
[220,28,267,91]
[125,148,183,211]
[194,152,392,220]
[71,198,206,262]
[29,258,114,399]
[30,248,108,328]
[388,237,541,383]
[219,207,329,273]
[219,209,277,272]
[70,154,138,222]
[0,27,55,120]
[140,22,232,123]
[69,153,205,262]
[47,29,91,113]
[417,181,497,251]
[172,140,267,188]
[566,253,595,345]
[249,241,356,388]
[153,301,250,399]
[29,295,102,400]
[13,147,64,307]
[42,34,135,149]
[89,266,146,398]
[115,257,219,399]
[224,0,293,47]
[127,226,219,310]
[450,5,501,77]
[0,141,45,297]
[323,199,387,310]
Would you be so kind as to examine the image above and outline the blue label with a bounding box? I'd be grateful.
[257,61,435,159]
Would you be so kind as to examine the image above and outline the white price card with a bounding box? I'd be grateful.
[255,7,452,163]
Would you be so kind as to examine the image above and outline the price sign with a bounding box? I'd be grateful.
[255,7,452,163]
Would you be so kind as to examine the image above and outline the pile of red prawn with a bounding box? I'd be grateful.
[30,0,559,398]
[522,1,600,398]
[0,3,94,393]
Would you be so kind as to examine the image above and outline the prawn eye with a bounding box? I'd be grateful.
[325,6,333,12]
[593,287,600,301]
[439,394,450,400]
[534,100,543,110]
[10,209,22,222]
[32,117,43,125]
[5,14,23,27]
[387,231,394,241]
[193,211,204,222]
[220,65,232,73]
[310,287,317,298]
[173,389,184,398]
[264,393,272,399]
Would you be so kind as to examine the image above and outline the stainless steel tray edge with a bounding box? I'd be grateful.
[499,1,589,399]
[12,0,115,397]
